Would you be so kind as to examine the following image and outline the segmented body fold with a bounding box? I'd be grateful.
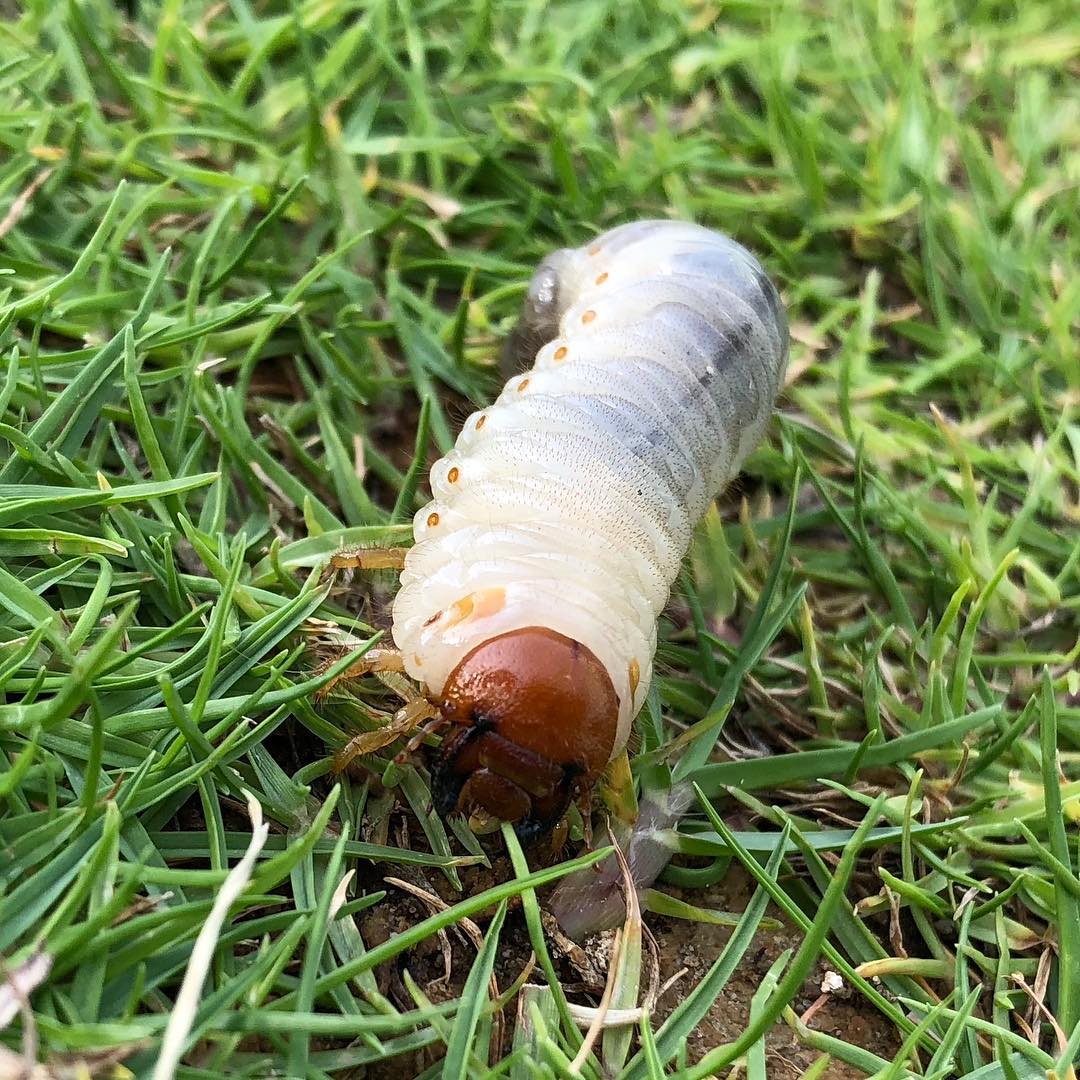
[392,219,789,754]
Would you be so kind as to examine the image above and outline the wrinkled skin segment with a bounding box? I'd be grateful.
[430,628,619,841]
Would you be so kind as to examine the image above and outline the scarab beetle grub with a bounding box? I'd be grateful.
[334,219,788,838]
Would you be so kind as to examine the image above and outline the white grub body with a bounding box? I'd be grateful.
[392,220,788,753]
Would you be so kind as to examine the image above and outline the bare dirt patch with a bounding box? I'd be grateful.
[648,870,899,1078]
[353,858,899,1077]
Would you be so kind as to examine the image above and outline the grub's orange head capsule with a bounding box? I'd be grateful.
[430,629,618,840]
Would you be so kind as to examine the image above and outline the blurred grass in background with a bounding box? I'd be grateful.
[0,0,1078,1076]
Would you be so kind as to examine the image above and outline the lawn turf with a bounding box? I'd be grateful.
[1,0,1079,1077]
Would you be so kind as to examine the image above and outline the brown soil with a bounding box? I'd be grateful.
[354,859,899,1078]
[647,869,899,1078]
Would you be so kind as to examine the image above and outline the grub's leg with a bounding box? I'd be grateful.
[335,697,439,773]
[548,815,570,858]
[579,795,594,850]
[598,749,638,828]
[327,547,409,576]
[315,646,407,700]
